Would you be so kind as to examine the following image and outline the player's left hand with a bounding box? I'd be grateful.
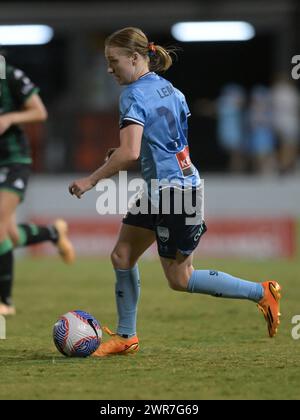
[69,177,94,198]
[0,115,12,135]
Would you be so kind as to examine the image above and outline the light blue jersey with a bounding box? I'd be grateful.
[119,72,200,199]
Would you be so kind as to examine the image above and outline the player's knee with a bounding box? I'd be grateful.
[110,250,122,268]
[110,249,136,270]
[0,221,10,242]
[0,211,7,230]
[8,230,19,247]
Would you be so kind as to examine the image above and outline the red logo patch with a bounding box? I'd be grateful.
[176,146,193,176]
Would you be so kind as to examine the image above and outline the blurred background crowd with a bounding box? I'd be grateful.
[0,0,299,260]
[196,75,299,174]
[1,0,299,176]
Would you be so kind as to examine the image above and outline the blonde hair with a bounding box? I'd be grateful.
[105,27,174,73]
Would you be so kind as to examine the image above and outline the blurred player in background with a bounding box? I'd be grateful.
[247,85,276,174]
[271,74,300,174]
[69,27,281,356]
[0,60,75,316]
[193,83,247,173]
[216,83,247,173]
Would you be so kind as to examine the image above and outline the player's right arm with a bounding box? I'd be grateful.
[0,66,47,135]
[0,94,47,135]
[69,123,143,198]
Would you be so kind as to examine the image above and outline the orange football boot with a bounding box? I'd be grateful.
[92,326,139,357]
[257,281,281,338]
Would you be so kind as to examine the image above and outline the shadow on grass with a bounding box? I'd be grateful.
[0,351,96,365]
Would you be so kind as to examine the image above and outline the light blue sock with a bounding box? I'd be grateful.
[187,270,263,302]
[115,265,140,337]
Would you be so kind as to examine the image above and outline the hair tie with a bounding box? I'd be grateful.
[148,42,156,57]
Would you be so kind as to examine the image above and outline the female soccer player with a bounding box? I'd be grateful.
[0,61,75,316]
[69,27,281,356]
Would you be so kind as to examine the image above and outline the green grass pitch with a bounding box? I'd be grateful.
[1,256,300,400]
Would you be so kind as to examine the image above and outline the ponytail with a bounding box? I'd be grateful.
[105,27,176,73]
[147,43,174,73]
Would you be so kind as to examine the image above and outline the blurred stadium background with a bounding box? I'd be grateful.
[1,0,300,400]
[1,0,300,260]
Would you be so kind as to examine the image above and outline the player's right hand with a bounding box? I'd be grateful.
[69,177,94,199]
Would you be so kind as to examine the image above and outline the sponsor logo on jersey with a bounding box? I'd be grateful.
[176,146,194,176]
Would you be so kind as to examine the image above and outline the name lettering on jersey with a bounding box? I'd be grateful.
[156,84,175,99]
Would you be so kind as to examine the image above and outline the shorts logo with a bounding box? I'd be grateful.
[193,227,202,242]
[0,167,9,183]
[13,179,25,190]
[0,174,7,183]
[157,226,169,243]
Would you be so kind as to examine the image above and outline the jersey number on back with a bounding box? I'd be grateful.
[156,106,186,150]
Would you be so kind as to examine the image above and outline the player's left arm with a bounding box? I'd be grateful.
[69,123,143,199]
[0,94,48,135]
